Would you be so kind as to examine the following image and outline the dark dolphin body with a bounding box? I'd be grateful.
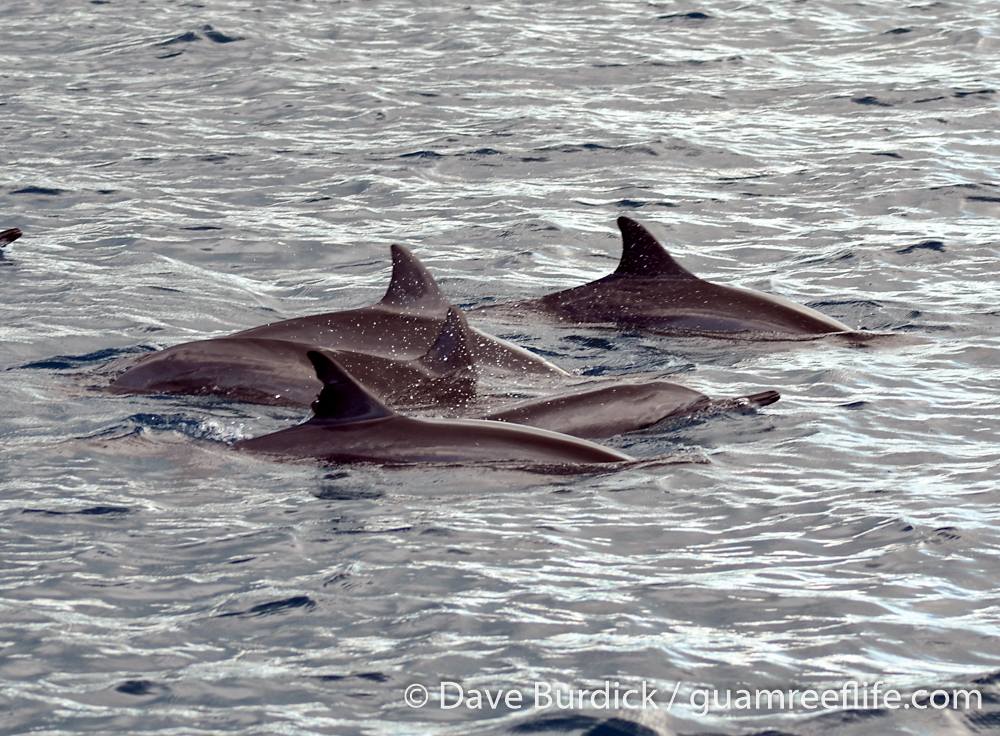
[233,244,568,376]
[480,382,780,440]
[109,307,477,410]
[0,228,21,249]
[233,351,633,468]
[112,244,565,394]
[110,244,565,410]
[473,217,855,338]
[110,242,783,438]
[110,295,782,438]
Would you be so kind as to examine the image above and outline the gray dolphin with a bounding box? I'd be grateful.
[110,300,779,438]
[233,350,634,468]
[0,228,21,249]
[109,244,566,409]
[473,217,854,337]
[109,237,782,440]
[233,244,568,376]
[480,382,780,440]
[109,307,477,410]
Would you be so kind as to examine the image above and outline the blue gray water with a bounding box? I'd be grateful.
[2,1,1000,734]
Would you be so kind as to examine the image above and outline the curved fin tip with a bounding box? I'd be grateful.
[420,306,475,374]
[615,217,698,280]
[379,244,452,312]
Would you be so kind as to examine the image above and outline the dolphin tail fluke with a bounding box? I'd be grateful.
[615,217,698,280]
[307,350,396,423]
[419,306,475,375]
[0,228,22,248]
[378,244,453,313]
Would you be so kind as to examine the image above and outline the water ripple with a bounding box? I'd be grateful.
[2,1,1000,734]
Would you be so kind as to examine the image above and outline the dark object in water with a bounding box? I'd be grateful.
[233,351,634,468]
[481,382,780,440]
[110,307,477,411]
[473,217,856,338]
[0,228,22,248]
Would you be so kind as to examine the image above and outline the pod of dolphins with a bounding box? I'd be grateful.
[15,217,871,471]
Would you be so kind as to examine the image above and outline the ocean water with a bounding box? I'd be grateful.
[2,1,1000,734]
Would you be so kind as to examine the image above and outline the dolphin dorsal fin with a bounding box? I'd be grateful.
[0,228,22,248]
[614,217,698,280]
[378,244,452,313]
[307,350,395,423]
[419,306,475,375]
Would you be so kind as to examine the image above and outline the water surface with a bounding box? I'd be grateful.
[2,1,1000,734]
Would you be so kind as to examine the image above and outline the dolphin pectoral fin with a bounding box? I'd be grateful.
[0,228,22,248]
[377,244,453,313]
[307,350,396,423]
[419,306,475,375]
[615,217,699,280]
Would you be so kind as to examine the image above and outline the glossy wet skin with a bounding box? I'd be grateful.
[109,241,783,439]
[108,336,475,409]
[232,244,568,375]
[533,274,852,333]
[234,414,633,465]
[232,350,633,467]
[482,381,710,439]
[473,216,854,336]
[482,382,780,439]
[236,313,565,375]
[110,329,779,438]
[109,245,566,410]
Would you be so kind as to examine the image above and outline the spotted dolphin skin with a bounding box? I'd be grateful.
[109,245,566,410]
[0,228,21,248]
[110,240,783,438]
[233,350,634,468]
[109,307,477,410]
[111,299,781,438]
[473,217,854,337]
[232,244,568,377]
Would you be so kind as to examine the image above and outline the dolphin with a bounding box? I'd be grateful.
[232,244,568,376]
[109,244,566,409]
[472,217,854,337]
[109,307,477,410]
[110,295,781,439]
[0,228,21,249]
[479,382,780,440]
[233,350,634,467]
